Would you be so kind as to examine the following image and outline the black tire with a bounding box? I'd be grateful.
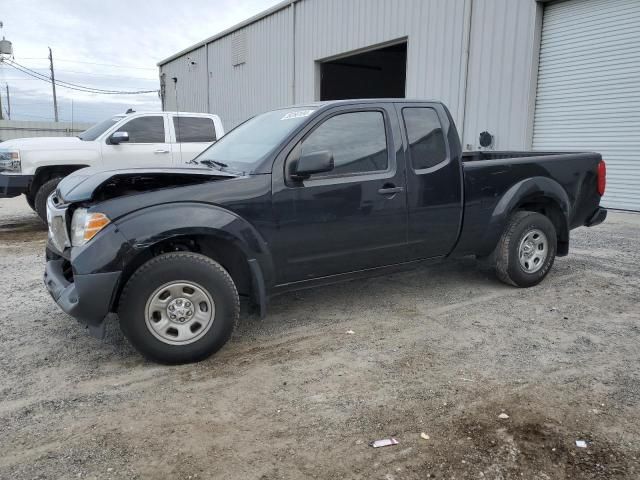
[34,177,62,223]
[118,252,239,364]
[495,211,557,288]
[25,192,36,211]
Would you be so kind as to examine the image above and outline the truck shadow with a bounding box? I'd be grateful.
[94,257,498,364]
[241,256,503,331]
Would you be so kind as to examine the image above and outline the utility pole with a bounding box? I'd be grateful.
[5,84,9,119]
[0,20,10,120]
[49,47,58,122]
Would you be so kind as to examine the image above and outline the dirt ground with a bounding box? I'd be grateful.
[0,195,639,480]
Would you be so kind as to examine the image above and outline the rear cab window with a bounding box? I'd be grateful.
[173,117,217,143]
[402,107,448,171]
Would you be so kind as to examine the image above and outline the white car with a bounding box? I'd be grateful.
[0,111,224,220]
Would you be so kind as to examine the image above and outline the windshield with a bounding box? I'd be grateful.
[195,108,316,173]
[78,115,125,141]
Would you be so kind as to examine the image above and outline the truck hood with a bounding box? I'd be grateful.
[56,166,238,203]
[1,136,88,151]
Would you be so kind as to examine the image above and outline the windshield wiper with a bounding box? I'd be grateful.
[199,159,228,169]
[198,159,246,176]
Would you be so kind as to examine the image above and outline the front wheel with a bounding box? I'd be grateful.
[495,211,557,288]
[118,252,240,364]
[25,192,36,211]
[34,177,63,223]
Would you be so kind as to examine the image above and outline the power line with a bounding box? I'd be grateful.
[45,69,155,80]
[53,58,157,71]
[3,60,158,95]
[8,101,128,112]
[7,65,155,80]
[6,60,113,94]
[8,59,156,94]
[1,77,53,81]
[9,62,156,80]
[17,68,155,80]
[13,57,157,70]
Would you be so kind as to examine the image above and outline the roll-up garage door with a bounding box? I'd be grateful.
[533,0,640,211]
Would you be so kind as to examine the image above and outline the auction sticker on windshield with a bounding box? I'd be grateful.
[281,110,315,120]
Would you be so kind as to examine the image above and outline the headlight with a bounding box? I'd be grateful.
[70,208,110,246]
[0,150,21,172]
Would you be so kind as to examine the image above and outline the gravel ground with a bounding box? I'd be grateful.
[0,195,639,480]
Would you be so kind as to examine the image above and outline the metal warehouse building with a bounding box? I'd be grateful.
[158,0,640,211]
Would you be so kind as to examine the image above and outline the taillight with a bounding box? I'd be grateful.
[597,160,606,196]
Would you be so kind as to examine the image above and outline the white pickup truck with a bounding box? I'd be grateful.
[0,111,224,220]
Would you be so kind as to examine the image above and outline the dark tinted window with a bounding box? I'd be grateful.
[174,117,216,143]
[117,116,165,143]
[79,115,124,141]
[301,111,387,178]
[402,108,447,170]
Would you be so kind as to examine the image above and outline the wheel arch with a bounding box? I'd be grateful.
[29,165,90,197]
[109,204,274,317]
[481,177,571,257]
[515,196,569,256]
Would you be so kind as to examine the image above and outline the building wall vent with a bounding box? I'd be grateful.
[231,30,247,66]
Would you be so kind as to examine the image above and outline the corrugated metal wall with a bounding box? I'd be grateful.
[160,45,209,113]
[293,0,470,128]
[0,120,93,142]
[462,0,541,150]
[160,0,539,147]
[533,0,640,211]
[206,7,293,128]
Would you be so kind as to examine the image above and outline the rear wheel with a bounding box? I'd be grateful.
[495,211,557,287]
[118,252,239,364]
[34,177,62,223]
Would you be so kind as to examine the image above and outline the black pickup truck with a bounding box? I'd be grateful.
[44,99,607,364]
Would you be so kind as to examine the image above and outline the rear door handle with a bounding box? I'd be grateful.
[378,185,404,195]
[154,149,169,154]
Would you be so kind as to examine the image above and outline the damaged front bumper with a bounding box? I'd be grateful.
[44,247,121,338]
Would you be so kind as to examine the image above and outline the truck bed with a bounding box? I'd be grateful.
[462,150,592,162]
[453,150,603,258]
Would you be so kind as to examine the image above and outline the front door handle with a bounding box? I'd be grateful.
[154,149,170,154]
[378,185,404,195]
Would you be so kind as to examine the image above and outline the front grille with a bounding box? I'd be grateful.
[50,192,62,206]
[46,195,70,252]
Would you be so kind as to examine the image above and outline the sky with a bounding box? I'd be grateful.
[0,0,282,124]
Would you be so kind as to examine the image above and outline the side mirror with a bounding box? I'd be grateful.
[292,150,334,180]
[109,131,129,145]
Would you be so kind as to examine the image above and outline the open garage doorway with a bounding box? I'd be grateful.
[319,42,407,101]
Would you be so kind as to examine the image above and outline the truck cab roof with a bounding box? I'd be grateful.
[284,98,444,110]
